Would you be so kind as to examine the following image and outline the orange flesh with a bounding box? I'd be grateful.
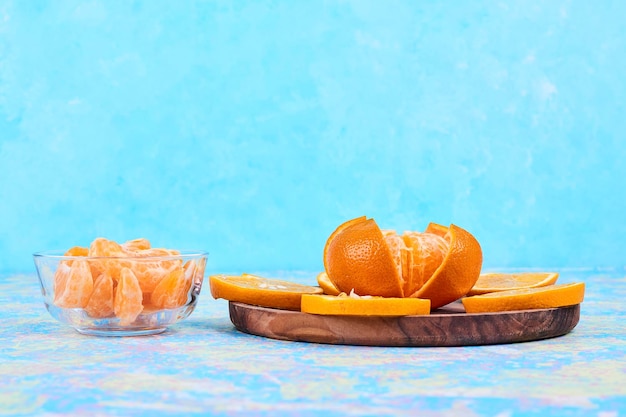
[113,268,144,325]
[85,273,115,318]
[382,230,450,297]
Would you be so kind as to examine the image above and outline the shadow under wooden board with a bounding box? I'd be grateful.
[228,301,581,347]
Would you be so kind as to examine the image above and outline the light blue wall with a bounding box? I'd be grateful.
[1,1,625,274]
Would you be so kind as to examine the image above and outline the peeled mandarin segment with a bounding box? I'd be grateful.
[209,274,323,311]
[114,267,144,325]
[121,238,151,253]
[53,263,71,304]
[316,271,341,296]
[382,231,411,294]
[85,273,115,318]
[462,282,585,313]
[301,294,431,316]
[467,272,559,296]
[54,260,94,308]
[151,267,191,309]
[88,237,127,280]
[129,258,183,293]
[401,231,449,297]
[324,217,404,298]
[65,246,89,257]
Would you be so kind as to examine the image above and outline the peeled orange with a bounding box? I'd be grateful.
[323,216,482,309]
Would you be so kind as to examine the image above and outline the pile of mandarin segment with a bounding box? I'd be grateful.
[53,238,203,325]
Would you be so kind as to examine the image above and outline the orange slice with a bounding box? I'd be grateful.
[301,294,430,316]
[467,272,559,296]
[209,274,323,311]
[462,282,585,313]
[316,271,341,296]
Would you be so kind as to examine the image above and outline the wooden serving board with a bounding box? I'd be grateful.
[228,301,580,347]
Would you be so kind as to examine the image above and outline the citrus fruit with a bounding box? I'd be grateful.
[316,271,341,295]
[209,274,323,310]
[467,272,559,296]
[114,267,144,325]
[54,259,94,308]
[85,273,115,318]
[301,294,430,316]
[151,267,191,309]
[323,216,482,309]
[65,246,89,257]
[121,238,151,253]
[462,282,585,313]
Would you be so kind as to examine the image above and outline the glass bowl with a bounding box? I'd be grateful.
[33,250,208,336]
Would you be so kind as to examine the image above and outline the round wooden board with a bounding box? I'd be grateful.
[228,301,581,347]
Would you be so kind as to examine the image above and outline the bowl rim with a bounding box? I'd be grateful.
[33,249,209,260]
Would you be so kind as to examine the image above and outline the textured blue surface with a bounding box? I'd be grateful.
[1,1,626,273]
[1,270,625,416]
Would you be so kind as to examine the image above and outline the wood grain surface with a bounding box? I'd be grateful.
[228,301,581,347]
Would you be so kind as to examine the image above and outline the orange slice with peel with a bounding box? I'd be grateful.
[301,294,430,316]
[323,216,482,309]
[467,272,559,296]
[209,274,323,311]
[316,271,341,295]
[462,282,585,313]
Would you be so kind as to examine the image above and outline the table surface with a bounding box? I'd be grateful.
[1,270,625,417]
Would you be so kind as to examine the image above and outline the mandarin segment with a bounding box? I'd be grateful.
[402,231,449,297]
[65,246,89,257]
[54,259,94,308]
[121,238,151,253]
[88,237,127,280]
[114,267,144,325]
[85,273,115,318]
[151,267,190,309]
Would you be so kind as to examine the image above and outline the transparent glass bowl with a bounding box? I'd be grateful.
[33,250,208,336]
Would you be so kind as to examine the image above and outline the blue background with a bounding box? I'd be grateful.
[1,0,625,274]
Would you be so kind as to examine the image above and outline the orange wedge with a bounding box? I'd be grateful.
[467,272,559,296]
[301,294,430,316]
[209,274,323,311]
[316,271,341,295]
[462,282,585,313]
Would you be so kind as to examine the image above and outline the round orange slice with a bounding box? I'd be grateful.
[467,272,559,296]
[209,274,323,311]
[301,294,430,316]
[462,282,585,313]
[316,271,341,296]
